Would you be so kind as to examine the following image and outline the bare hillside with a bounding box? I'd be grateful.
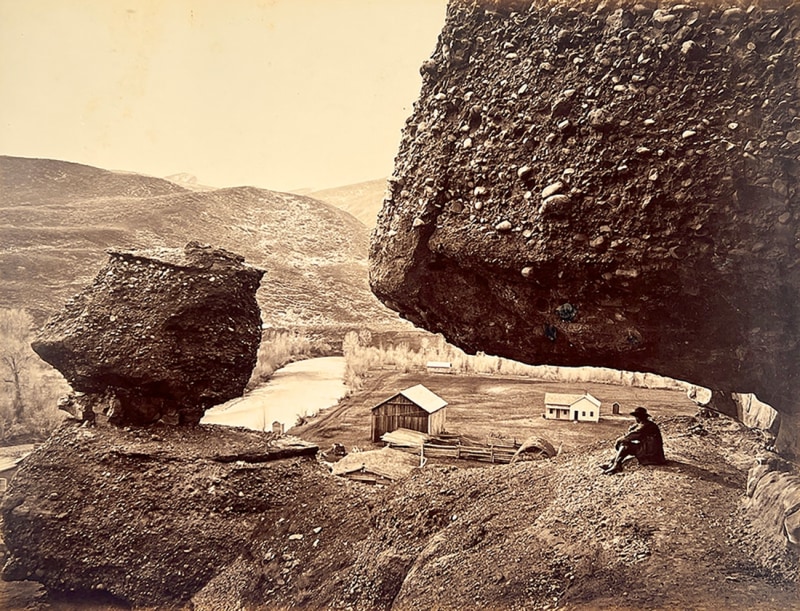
[309,178,386,228]
[0,156,400,330]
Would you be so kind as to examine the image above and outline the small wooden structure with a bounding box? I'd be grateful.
[0,448,31,495]
[381,428,430,450]
[382,429,555,465]
[332,447,419,485]
[426,361,453,374]
[544,392,601,422]
[371,384,447,442]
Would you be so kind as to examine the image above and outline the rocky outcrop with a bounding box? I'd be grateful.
[32,242,264,425]
[688,387,780,433]
[738,392,781,432]
[2,416,796,609]
[0,425,321,607]
[370,0,800,458]
[746,455,800,556]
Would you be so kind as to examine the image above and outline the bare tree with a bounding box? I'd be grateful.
[0,309,67,441]
[0,309,36,420]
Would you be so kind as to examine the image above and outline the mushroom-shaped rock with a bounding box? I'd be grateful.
[369,0,800,460]
[32,242,265,425]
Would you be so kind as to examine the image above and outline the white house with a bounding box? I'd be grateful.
[544,392,601,422]
[426,361,453,374]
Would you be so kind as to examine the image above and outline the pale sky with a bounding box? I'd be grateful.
[0,0,447,191]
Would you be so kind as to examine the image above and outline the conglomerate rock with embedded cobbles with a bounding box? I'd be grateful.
[370,0,800,458]
[32,242,264,425]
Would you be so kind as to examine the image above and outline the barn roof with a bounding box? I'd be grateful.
[544,392,601,408]
[372,384,447,414]
[332,447,420,480]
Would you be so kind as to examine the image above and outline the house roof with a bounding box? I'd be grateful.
[372,384,447,414]
[544,392,601,408]
[332,447,420,480]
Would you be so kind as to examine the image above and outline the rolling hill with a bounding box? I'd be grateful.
[308,178,387,228]
[0,155,402,332]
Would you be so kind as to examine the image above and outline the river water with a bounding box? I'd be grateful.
[201,356,347,432]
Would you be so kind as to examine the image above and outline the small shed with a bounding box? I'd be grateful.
[371,384,447,442]
[332,447,420,485]
[426,361,453,374]
[544,392,601,422]
[0,445,33,495]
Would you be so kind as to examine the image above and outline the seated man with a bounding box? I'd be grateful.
[601,406,665,474]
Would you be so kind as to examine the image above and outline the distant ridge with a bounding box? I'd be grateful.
[0,156,185,203]
[308,178,386,228]
[0,156,401,331]
[163,173,217,192]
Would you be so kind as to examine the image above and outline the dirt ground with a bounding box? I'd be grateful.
[293,370,700,453]
[1,372,797,610]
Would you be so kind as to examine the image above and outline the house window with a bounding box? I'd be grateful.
[582,411,586,417]
[590,411,594,417]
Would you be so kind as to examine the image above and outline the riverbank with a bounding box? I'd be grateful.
[201,356,347,431]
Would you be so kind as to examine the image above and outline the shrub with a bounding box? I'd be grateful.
[247,329,315,389]
[341,328,688,391]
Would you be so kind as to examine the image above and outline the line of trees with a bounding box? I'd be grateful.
[341,329,688,392]
[0,309,67,443]
[247,329,333,389]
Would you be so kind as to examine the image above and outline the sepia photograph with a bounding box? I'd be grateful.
[0,0,798,609]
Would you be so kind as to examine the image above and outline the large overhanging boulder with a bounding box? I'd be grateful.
[369,0,800,458]
[32,242,264,425]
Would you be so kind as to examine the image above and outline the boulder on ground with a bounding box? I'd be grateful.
[32,242,265,425]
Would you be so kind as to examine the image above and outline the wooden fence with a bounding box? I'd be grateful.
[423,442,520,463]
[387,441,521,464]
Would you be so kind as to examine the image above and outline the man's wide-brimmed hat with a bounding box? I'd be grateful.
[630,406,650,419]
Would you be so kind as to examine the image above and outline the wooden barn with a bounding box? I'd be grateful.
[371,384,447,442]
